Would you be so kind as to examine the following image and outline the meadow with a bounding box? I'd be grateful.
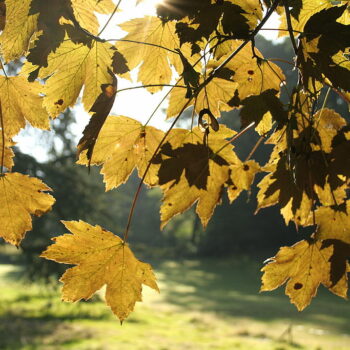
[0,252,349,350]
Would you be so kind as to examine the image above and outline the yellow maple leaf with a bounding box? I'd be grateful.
[117,16,199,92]
[167,75,238,119]
[156,125,240,227]
[0,0,38,62]
[278,0,332,37]
[78,115,165,190]
[71,0,115,35]
[0,137,15,171]
[24,37,115,116]
[310,202,350,244]
[261,239,349,311]
[312,108,346,153]
[0,172,55,246]
[229,0,263,28]
[41,220,159,322]
[0,76,49,137]
[0,0,115,62]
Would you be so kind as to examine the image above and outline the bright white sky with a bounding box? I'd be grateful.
[16,0,282,161]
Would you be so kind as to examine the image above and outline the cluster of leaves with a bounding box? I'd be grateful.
[0,0,349,321]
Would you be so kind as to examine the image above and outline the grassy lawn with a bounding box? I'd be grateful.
[0,256,349,350]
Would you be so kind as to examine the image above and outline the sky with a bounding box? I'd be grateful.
[15,0,282,161]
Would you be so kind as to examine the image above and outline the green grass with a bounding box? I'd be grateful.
[0,258,349,350]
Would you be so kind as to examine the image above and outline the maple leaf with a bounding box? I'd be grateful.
[297,5,350,93]
[234,89,288,129]
[210,43,285,101]
[0,172,55,246]
[71,0,115,35]
[310,202,350,244]
[0,0,115,63]
[77,71,118,163]
[167,74,238,119]
[0,76,49,137]
[154,125,240,228]
[24,37,116,116]
[0,0,38,62]
[261,238,349,311]
[41,220,159,322]
[78,116,165,190]
[228,159,260,202]
[168,0,261,52]
[117,16,199,92]
[278,0,332,37]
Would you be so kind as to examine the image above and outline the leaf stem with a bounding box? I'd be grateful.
[116,84,186,94]
[0,60,8,78]
[0,101,5,174]
[109,39,179,54]
[245,135,265,162]
[98,0,123,37]
[215,122,255,155]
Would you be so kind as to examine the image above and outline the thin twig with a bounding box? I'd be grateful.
[108,39,179,54]
[98,0,123,37]
[245,135,265,162]
[283,0,298,55]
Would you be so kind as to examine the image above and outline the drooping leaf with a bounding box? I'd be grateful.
[41,220,159,322]
[154,125,240,228]
[0,172,55,246]
[77,71,118,163]
[0,75,49,137]
[78,116,165,190]
[261,238,349,311]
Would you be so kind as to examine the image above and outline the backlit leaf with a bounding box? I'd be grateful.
[41,220,159,322]
[0,172,55,246]
[154,125,240,227]
[71,0,115,35]
[261,238,349,310]
[117,16,198,92]
[78,116,165,190]
[0,75,49,137]
[311,202,350,244]
[24,37,116,116]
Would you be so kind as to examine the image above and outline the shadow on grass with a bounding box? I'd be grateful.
[0,314,96,349]
[155,258,350,335]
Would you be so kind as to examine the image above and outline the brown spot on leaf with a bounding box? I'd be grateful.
[247,70,254,75]
[294,283,303,290]
[55,99,64,106]
[243,164,249,171]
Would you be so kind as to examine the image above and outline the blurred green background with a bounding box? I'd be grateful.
[0,37,349,350]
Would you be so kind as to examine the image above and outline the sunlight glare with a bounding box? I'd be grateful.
[139,0,164,14]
